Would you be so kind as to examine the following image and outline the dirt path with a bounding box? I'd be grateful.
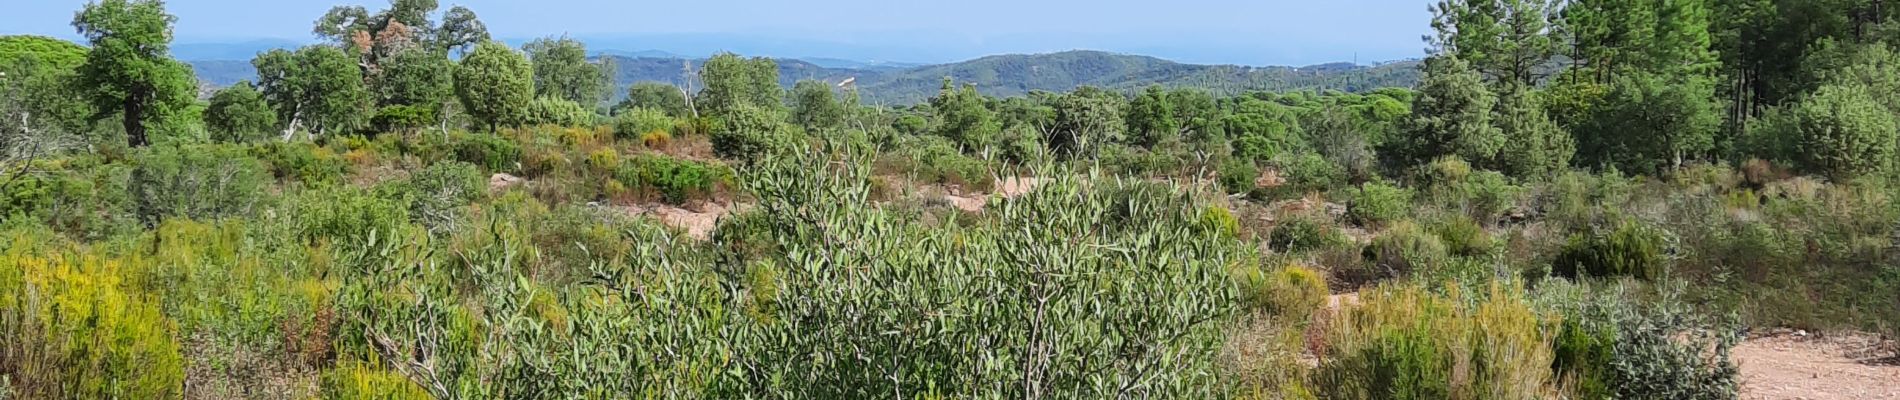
[1736,331,1900,400]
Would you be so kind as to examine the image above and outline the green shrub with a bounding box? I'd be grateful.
[711,103,799,163]
[290,186,411,245]
[1553,220,1671,280]
[612,107,675,141]
[452,132,523,172]
[1219,159,1261,196]
[1316,283,1555,400]
[524,96,597,127]
[395,160,486,233]
[1360,221,1448,281]
[1541,283,1740,400]
[1240,264,1330,318]
[251,141,351,185]
[613,155,735,203]
[1428,215,1493,257]
[371,104,438,134]
[0,246,186,399]
[1348,182,1413,227]
[130,144,269,226]
[1201,205,1241,239]
[1269,216,1348,253]
[1270,151,1347,195]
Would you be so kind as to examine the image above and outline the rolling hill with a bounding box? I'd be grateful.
[600,50,1419,104]
[191,50,1420,104]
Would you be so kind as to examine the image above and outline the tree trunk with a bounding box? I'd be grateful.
[124,90,149,147]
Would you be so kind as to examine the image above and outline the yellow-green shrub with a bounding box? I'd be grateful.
[0,237,185,399]
[1316,283,1556,400]
[319,360,432,400]
[1241,264,1330,318]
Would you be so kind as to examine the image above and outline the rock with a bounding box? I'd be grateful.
[488,173,524,190]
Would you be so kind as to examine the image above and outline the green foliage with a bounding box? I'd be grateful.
[1361,221,1448,281]
[1240,264,1330,317]
[250,141,351,185]
[1554,220,1672,280]
[789,79,847,132]
[0,35,86,70]
[613,155,734,203]
[1269,216,1349,253]
[612,107,675,141]
[455,41,535,131]
[1348,182,1413,227]
[619,81,691,117]
[332,149,1248,397]
[698,52,782,118]
[290,185,409,245]
[1389,56,1501,170]
[395,160,485,233]
[0,242,186,399]
[204,82,278,143]
[129,144,268,226]
[524,36,610,106]
[1541,283,1740,400]
[1788,82,1899,180]
[373,48,455,111]
[252,45,370,139]
[710,103,798,163]
[1316,283,1555,400]
[523,96,597,127]
[1126,85,1179,146]
[371,104,437,134]
[1270,152,1348,196]
[1219,159,1262,195]
[72,0,197,147]
[1049,86,1127,156]
[1494,88,1574,177]
[451,132,522,172]
[929,79,1002,150]
[1576,72,1720,173]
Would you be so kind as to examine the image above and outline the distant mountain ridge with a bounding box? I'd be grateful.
[189,50,1420,104]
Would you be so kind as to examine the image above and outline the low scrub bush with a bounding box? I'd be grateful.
[0,238,186,399]
[391,161,486,233]
[613,107,675,142]
[1315,283,1556,400]
[251,141,351,185]
[524,97,597,127]
[1269,216,1350,253]
[451,132,523,173]
[613,155,734,203]
[1359,221,1448,282]
[1348,182,1412,227]
[290,186,412,246]
[1553,220,1672,280]
[1240,264,1330,318]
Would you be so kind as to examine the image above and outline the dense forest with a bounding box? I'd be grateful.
[0,0,1897,398]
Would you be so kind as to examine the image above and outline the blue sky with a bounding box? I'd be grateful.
[3,0,1435,66]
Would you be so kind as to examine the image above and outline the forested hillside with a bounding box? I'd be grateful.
[198,50,1419,104]
[2,0,1899,398]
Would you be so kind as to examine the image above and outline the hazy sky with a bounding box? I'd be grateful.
[2,0,1436,65]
